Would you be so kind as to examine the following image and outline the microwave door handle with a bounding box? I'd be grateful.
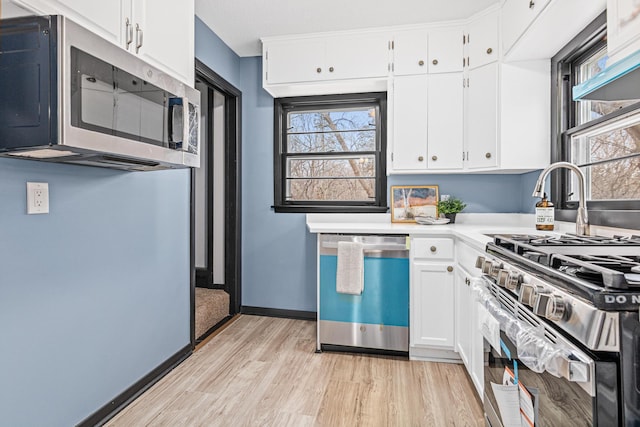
[182,97,191,153]
[168,98,185,150]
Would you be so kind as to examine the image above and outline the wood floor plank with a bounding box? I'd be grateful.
[107,315,484,427]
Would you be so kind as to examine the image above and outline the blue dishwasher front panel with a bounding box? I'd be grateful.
[319,255,409,327]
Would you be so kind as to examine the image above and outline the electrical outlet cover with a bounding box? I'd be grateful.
[27,182,49,214]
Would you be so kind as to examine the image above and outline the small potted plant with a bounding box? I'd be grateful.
[437,197,467,224]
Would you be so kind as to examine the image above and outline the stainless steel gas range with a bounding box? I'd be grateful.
[475,234,640,427]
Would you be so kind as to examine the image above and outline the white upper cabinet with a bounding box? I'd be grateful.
[502,0,551,56]
[390,26,464,173]
[428,73,464,169]
[466,10,499,70]
[391,71,463,172]
[10,0,195,85]
[262,31,391,96]
[131,0,194,85]
[392,75,428,170]
[428,27,464,73]
[264,38,326,84]
[392,27,463,76]
[501,0,605,62]
[393,29,429,76]
[607,0,640,62]
[10,0,125,44]
[465,62,498,169]
[326,33,391,81]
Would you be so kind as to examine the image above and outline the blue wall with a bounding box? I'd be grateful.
[239,57,317,311]
[0,159,190,426]
[195,17,241,89]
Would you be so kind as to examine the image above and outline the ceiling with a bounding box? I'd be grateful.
[195,0,499,57]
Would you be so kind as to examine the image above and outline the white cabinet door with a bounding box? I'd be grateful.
[428,28,464,73]
[11,0,127,45]
[467,10,499,70]
[132,0,194,84]
[392,75,428,171]
[393,30,429,76]
[411,262,455,349]
[265,33,389,85]
[326,33,390,80]
[455,268,472,367]
[470,297,486,398]
[466,62,498,169]
[265,39,325,84]
[427,73,464,169]
[607,0,640,61]
[502,0,552,56]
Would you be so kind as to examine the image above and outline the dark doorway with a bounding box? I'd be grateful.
[191,60,241,345]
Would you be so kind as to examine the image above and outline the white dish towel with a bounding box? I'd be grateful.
[336,241,364,295]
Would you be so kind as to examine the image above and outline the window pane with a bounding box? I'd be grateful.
[571,119,640,165]
[287,156,376,179]
[286,155,376,202]
[286,108,376,153]
[286,178,376,202]
[581,158,640,200]
[570,113,640,201]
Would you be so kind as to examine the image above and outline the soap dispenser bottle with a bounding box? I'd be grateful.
[535,193,554,231]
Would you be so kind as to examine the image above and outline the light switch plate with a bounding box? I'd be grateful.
[27,182,49,214]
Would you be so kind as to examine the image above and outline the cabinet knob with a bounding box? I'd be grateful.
[485,152,492,159]
[316,67,322,73]
[418,60,425,66]
[447,266,454,272]
[430,246,437,253]
[431,155,438,161]
[486,47,493,55]
[465,277,471,286]
[432,59,438,65]
[418,156,424,162]
[329,66,334,72]
[529,0,535,8]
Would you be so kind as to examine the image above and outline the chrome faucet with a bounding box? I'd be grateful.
[532,162,590,236]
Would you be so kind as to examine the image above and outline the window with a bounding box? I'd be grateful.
[273,93,387,213]
[551,12,640,229]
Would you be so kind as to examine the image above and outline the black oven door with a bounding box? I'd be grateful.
[484,331,606,426]
[477,278,620,426]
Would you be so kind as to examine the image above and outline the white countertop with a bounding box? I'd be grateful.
[306,213,576,251]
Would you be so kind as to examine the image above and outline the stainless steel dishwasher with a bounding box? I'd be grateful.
[317,234,409,353]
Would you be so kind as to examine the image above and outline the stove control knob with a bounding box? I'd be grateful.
[505,273,522,291]
[475,256,485,269]
[497,270,509,287]
[533,292,550,316]
[482,260,492,275]
[519,284,541,307]
[545,295,567,321]
[489,262,503,278]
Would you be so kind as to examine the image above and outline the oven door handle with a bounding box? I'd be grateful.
[558,355,591,383]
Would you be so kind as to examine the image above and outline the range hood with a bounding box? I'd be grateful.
[573,48,640,101]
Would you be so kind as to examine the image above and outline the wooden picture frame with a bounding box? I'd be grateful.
[391,185,439,223]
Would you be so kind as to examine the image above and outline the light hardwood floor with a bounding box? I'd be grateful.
[107,315,484,427]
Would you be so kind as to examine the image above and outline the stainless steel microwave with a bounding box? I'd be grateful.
[0,15,200,171]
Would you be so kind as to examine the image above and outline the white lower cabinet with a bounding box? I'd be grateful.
[455,241,487,399]
[455,268,472,367]
[410,237,458,362]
